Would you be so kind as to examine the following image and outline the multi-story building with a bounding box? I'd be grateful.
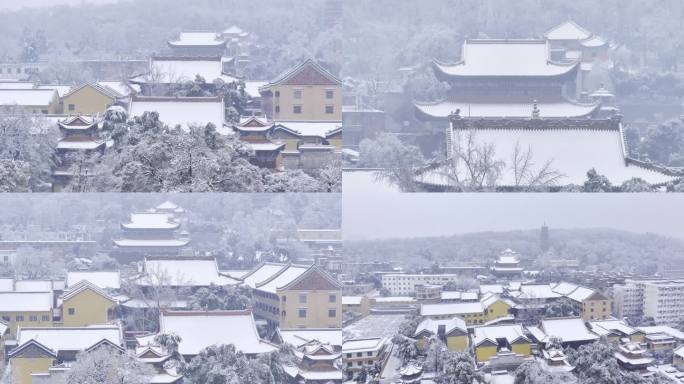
[550,282,611,321]
[413,37,677,189]
[643,280,684,325]
[612,279,684,326]
[415,284,442,301]
[112,209,190,261]
[244,263,342,330]
[259,59,342,122]
[60,83,125,115]
[420,294,511,326]
[612,281,645,319]
[491,249,524,278]
[381,273,476,296]
[342,337,387,373]
[0,292,53,338]
[52,115,107,191]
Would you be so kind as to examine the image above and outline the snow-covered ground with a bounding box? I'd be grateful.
[343,314,406,340]
[342,170,402,193]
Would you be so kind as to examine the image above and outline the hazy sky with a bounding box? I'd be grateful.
[0,0,120,11]
[343,193,684,240]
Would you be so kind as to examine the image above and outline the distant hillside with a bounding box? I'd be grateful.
[344,228,684,274]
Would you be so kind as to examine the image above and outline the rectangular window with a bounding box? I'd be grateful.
[325,90,334,99]
[298,309,307,318]
[325,105,334,114]
[293,89,302,99]
[293,105,302,114]
[2,316,9,322]
[68,308,75,315]
[275,90,280,97]
[41,315,49,321]
[329,294,336,303]
[299,294,307,304]
[328,309,336,317]
[281,296,287,302]
[29,315,38,321]
[16,315,24,321]
[275,105,280,113]
[68,104,75,111]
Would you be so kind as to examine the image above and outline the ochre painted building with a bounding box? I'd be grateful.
[259,59,342,122]
[414,317,469,352]
[61,83,122,115]
[472,324,532,363]
[580,291,611,321]
[0,292,53,338]
[8,340,56,384]
[278,266,342,329]
[58,281,117,327]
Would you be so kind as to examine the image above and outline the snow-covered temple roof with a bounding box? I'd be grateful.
[414,317,467,338]
[129,96,225,132]
[433,39,578,78]
[278,328,343,349]
[472,324,529,347]
[260,59,341,90]
[159,310,277,355]
[66,271,121,290]
[0,89,57,106]
[16,324,123,353]
[274,121,342,138]
[167,32,226,47]
[533,317,599,344]
[122,213,179,230]
[544,20,592,41]
[415,99,599,119]
[149,56,225,83]
[254,264,311,294]
[112,239,190,248]
[137,257,240,287]
[416,117,680,187]
[0,292,52,312]
[240,262,291,288]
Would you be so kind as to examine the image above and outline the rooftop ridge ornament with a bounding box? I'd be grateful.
[449,108,462,121]
[531,100,540,119]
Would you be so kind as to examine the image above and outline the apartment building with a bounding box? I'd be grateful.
[643,280,684,325]
[612,279,684,325]
[613,281,645,319]
[381,273,473,296]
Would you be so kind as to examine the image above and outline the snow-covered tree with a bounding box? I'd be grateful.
[435,352,482,384]
[0,108,59,191]
[0,159,30,192]
[180,344,282,384]
[544,298,579,318]
[155,332,183,362]
[188,284,251,311]
[620,177,654,192]
[514,360,574,384]
[358,133,426,192]
[66,345,154,384]
[424,337,448,373]
[583,168,613,192]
